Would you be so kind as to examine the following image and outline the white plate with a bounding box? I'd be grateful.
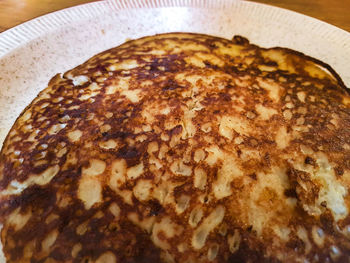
[0,0,350,261]
[0,0,350,147]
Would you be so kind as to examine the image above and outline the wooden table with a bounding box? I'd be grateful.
[0,0,350,33]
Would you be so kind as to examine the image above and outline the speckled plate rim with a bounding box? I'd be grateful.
[0,0,350,58]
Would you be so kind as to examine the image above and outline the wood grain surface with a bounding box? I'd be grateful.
[0,0,349,33]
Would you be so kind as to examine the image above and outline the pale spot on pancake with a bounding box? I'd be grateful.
[219,115,249,138]
[213,156,243,200]
[312,226,325,247]
[110,159,127,189]
[83,159,106,177]
[20,110,32,122]
[192,206,225,249]
[121,89,141,103]
[136,134,147,142]
[71,243,82,258]
[78,176,102,209]
[194,167,207,190]
[205,146,224,166]
[106,85,118,95]
[7,208,32,231]
[96,251,117,263]
[67,130,82,142]
[189,206,203,227]
[23,240,36,259]
[70,75,89,86]
[194,149,205,163]
[297,227,311,253]
[184,56,205,68]
[255,104,278,120]
[106,112,113,118]
[100,124,111,133]
[342,96,350,106]
[152,217,183,250]
[48,123,66,135]
[275,126,290,149]
[87,82,100,91]
[109,203,121,219]
[41,229,58,252]
[78,159,106,209]
[147,141,159,154]
[45,214,59,225]
[79,91,99,101]
[133,179,152,201]
[160,106,171,115]
[175,194,190,214]
[109,59,139,71]
[57,147,67,158]
[127,212,155,233]
[201,123,212,133]
[227,230,241,254]
[99,139,117,149]
[127,162,144,180]
[258,78,281,102]
[170,160,192,176]
[207,243,219,261]
[118,190,133,205]
[297,91,306,103]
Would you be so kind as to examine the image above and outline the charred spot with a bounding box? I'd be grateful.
[304,156,316,166]
[105,131,127,139]
[263,61,278,67]
[67,108,86,118]
[162,79,184,91]
[169,125,183,136]
[248,173,257,180]
[167,149,175,156]
[203,196,208,203]
[228,241,276,263]
[219,92,232,102]
[117,146,142,167]
[226,83,235,89]
[9,185,56,212]
[173,183,189,199]
[148,200,163,216]
[232,35,250,46]
[284,188,297,198]
[286,238,305,253]
[264,153,271,165]
[208,42,218,49]
[50,246,73,261]
[204,61,220,70]
[30,163,50,175]
[320,212,335,234]
[334,166,344,177]
[147,55,182,74]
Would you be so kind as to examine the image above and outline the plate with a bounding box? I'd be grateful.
[0,0,349,261]
[0,0,350,148]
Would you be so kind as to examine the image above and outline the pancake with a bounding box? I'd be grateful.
[0,33,350,262]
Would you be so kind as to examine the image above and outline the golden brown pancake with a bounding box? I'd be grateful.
[0,33,350,262]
